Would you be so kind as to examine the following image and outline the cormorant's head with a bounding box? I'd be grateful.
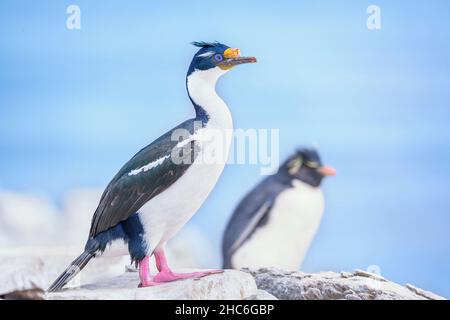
[187,41,257,77]
[281,148,336,187]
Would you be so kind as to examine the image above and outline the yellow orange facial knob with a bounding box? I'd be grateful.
[224,48,241,58]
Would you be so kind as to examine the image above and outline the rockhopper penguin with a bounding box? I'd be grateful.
[48,42,257,291]
[222,148,336,270]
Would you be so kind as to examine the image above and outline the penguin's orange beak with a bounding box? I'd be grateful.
[318,166,337,177]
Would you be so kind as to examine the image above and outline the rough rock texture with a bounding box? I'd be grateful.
[244,268,446,300]
[1,247,445,300]
[46,270,258,300]
[0,288,45,300]
[244,289,278,300]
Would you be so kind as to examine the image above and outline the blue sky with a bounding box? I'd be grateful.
[1,1,450,297]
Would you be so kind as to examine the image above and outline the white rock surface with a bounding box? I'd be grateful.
[2,251,445,300]
[244,289,278,300]
[0,247,128,295]
[244,268,446,300]
[46,270,258,300]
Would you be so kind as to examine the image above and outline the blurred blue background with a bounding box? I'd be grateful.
[1,0,449,297]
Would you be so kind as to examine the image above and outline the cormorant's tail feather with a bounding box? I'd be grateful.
[47,251,94,292]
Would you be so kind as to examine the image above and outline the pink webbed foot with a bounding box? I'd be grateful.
[153,249,223,283]
[137,251,224,287]
[153,269,223,283]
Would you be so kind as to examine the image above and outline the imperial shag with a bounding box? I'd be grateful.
[48,42,257,291]
[222,148,336,270]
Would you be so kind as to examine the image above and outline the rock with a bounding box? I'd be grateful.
[2,253,445,300]
[1,248,255,300]
[303,287,323,300]
[1,246,445,300]
[354,269,387,282]
[0,288,45,300]
[0,247,128,296]
[244,289,278,300]
[405,284,445,300]
[243,268,446,300]
[45,270,258,300]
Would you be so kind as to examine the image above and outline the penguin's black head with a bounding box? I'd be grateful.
[281,148,336,187]
[187,41,257,76]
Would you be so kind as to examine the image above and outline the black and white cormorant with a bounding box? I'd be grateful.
[222,148,336,270]
[48,42,256,291]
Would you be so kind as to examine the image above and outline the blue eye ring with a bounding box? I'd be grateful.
[214,54,223,62]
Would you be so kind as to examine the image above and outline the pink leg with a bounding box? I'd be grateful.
[138,256,158,287]
[153,249,223,283]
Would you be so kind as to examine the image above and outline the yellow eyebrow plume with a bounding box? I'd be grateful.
[224,48,240,58]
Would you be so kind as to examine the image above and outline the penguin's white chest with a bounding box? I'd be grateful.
[231,180,325,270]
[139,124,232,254]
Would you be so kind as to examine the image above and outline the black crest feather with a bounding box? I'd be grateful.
[191,41,221,48]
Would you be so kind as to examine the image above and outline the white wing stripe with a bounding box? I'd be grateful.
[128,155,170,176]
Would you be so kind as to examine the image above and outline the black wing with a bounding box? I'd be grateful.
[222,175,291,268]
[89,119,199,237]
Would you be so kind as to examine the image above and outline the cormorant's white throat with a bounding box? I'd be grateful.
[187,67,233,130]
